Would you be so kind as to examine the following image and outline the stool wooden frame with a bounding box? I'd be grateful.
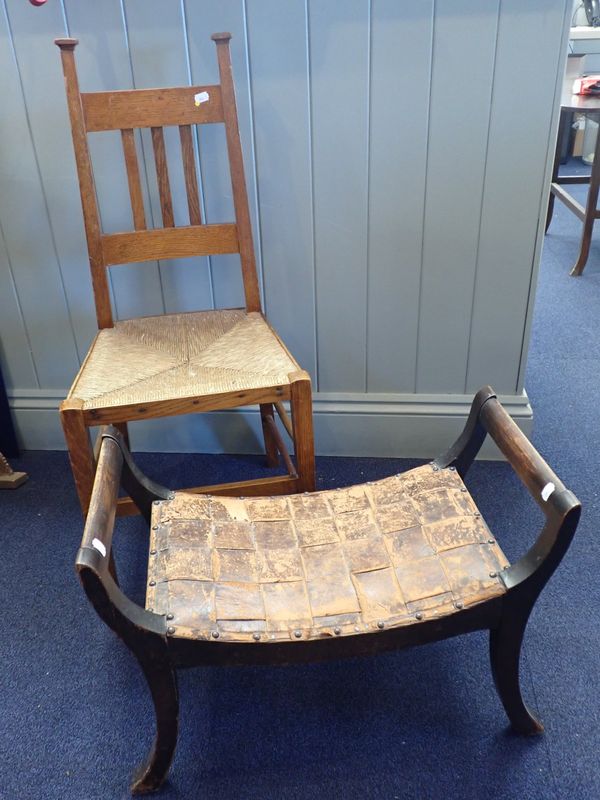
[77,386,580,793]
[56,33,315,517]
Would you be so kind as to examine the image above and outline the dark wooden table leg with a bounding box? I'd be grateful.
[571,112,600,276]
[546,110,566,233]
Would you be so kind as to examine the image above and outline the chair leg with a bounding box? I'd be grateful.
[259,403,279,468]
[571,115,600,277]
[489,607,544,735]
[114,421,130,450]
[546,110,565,234]
[289,372,316,492]
[60,399,96,516]
[130,651,179,794]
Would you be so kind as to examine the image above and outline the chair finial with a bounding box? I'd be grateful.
[55,38,79,50]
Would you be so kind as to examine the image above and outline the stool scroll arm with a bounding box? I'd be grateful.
[75,431,178,794]
[100,427,172,523]
[433,385,496,477]
[441,387,581,733]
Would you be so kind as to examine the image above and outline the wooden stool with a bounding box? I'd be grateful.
[76,387,580,793]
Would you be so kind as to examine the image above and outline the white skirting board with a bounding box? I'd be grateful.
[8,388,532,460]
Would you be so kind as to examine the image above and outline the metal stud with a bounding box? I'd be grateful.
[149,580,156,587]
[474,512,481,518]
[148,607,154,613]
[334,627,341,635]
[153,500,160,506]
[377,620,385,630]
[449,466,456,471]
[211,630,220,639]
[460,487,468,493]
[152,525,159,530]
[454,601,464,610]
[167,626,175,635]
[489,571,497,579]
[252,632,261,641]
[294,629,302,639]
[415,612,424,621]
[432,465,439,472]
[166,613,174,621]
[488,539,495,545]
[168,492,175,500]
[150,549,157,555]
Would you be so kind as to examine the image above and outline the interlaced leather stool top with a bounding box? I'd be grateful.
[146,464,509,642]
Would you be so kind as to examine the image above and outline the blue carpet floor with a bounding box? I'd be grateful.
[2,172,600,799]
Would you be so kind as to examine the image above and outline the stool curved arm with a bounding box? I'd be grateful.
[75,388,580,793]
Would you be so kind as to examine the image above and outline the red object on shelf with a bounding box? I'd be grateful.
[29,0,48,6]
[573,76,600,95]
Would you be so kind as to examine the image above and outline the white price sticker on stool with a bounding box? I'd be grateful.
[194,91,209,106]
[92,538,107,557]
[541,482,555,502]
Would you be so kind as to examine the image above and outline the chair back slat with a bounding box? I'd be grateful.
[81,85,224,132]
[102,224,239,266]
[179,125,202,226]
[121,128,147,230]
[151,127,174,227]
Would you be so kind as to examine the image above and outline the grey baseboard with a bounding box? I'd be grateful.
[8,388,532,459]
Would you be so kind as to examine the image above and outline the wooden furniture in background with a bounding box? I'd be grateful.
[76,386,580,793]
[56,34,315,517]
[546,82,600,275]
[0,451,27,489]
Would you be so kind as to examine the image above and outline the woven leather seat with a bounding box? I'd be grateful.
[68,310,298,412]
[146,464,509,642]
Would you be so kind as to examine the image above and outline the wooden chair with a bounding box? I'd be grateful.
[77,386,580,793]
[55,34,315,517]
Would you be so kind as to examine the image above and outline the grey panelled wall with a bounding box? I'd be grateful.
[0,0,571,456]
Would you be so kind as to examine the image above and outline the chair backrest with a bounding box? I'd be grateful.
[55,33,261,329]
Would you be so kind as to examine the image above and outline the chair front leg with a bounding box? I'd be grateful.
[60,398,96,515]
[289,371,316,492]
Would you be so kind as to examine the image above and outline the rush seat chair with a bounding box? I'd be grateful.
[77,387,581,793]
[56,33,315,517]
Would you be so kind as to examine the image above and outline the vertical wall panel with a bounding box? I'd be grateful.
[416,0,500,393]
[121,0,214,315]
[0,224,37,388]
[310,0,370,392]
[466,0,570,393]
[367,0,433,392]
[184,0,261,310]
[245,0,317,381]
[0,1,80,387]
